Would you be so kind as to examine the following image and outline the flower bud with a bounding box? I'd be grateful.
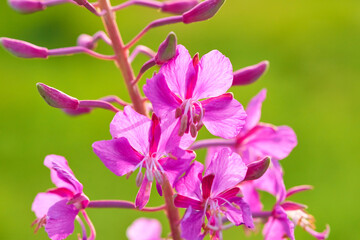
[232,60,269,86]
[155,32,177,65]
[0,37,48,58]
[37,83,79,109]
[182,0,225,24]
[77,34,96,50]
[8,0,45,14]
[162,0,199,15]
[244,156,270,181]
[63,107,92,116]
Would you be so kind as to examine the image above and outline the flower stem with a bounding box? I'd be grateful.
[98,0,147,116]
[81,210,96,240]
[87,200,165,212]
[162,176,182,240]
[190,139,236,150]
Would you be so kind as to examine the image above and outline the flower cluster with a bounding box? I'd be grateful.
[2,0,329,239]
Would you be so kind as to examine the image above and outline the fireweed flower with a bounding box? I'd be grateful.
[31,155,90,240]
[174,148,254,240]
[92,106,196,209]
[143,45,246,139]
[263,185,330,240]
[127,218,162,240]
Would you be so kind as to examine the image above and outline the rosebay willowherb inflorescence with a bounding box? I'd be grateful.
[1,0,330,239]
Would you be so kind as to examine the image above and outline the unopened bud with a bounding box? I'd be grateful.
[0,37,48,58]
[233,60,269,86]
[37,83,79,109]
[155,32,177,65]
[192,52,199,67]
[8,0,45,14]
[182,0,225,24]
[244,157,270,181]
[190,123,197,138]
[77,34,96,50]
[162,0,199,15]
[175,107,182,118]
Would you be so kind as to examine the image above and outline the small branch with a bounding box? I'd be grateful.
[87,200,165,212]
[125,16,183,49]
[129,45,156,63]
[132,58,156,85]
[252,211,272,218]
[48,46,116,60]
[93,31,112,46]
[81,210,96,240]
[190,139,236,150]
[112,0,162,12]
[79,100,120,112]
[99,95,130,106]
[75,216,88,240]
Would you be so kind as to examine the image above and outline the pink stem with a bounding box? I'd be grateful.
[46,0,74,7]
[125,16,183,49]
[93,31,112,46]
[132,58,156,85]
[81,210,96,240]
[79,100,120,112]
[75,216,88,240]
[99,95,130,106]
[129,45,156,63]
[111,0,162,11]
[252,211,272,218]
[48,46,116,60]
[88,200,166,212]
[190,139,236,150]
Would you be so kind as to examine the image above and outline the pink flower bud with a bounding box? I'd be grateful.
[244,157,270,181]
[162,0,199,15]
[182,0,225,24]
[37,83,79,109]
[8,0,45,14]
[77,34,96,50]
[0,37,48,58]
[155,32,177,65]
[232,60,269,86]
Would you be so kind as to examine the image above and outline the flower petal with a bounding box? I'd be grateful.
[240,183,263,212]
[44,155,77,193]
[175,161,203,200]
[263,205,295,240]
[143,73,181,119]
[305,225,330,240]
[32,192,65,218]
[159,45,192,99]
[126,218,162,240]
[174,194,203,211]
[158,148,195,186]
[192,50,233,100]
[180,206,205,240]
[243,89,267,132]
[135,177,152,210]
[92,138,143,176]
[205,148,247,196]
[242,124,297,161]
[224,197,254,228]
[110,106,151,155]
[201,93,247,139]
[45,199,79,240]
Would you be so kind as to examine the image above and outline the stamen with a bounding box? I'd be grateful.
[136,171,144,187]
[175,107,182,118]
[190,123,197,138]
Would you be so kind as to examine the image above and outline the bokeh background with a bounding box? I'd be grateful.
[1,0,359,239]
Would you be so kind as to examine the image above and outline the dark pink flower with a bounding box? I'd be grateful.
[31,155,89,240]
[92,106,196,209]
[144,45,246,139]
[174,148,253,240]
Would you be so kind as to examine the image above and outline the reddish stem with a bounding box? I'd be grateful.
[98,0,147,116]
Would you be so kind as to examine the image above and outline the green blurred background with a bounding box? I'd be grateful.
[1,0,359,239]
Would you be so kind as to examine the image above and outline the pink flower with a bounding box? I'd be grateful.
[174,148,253,240]
[263,185,330,240]
[31,155,89,240]
[126,218,162,240]
[143,45,246,139]
[92,106,196,209]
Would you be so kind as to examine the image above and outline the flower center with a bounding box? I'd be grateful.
[175,99,204,137]
[135,153,165,187]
